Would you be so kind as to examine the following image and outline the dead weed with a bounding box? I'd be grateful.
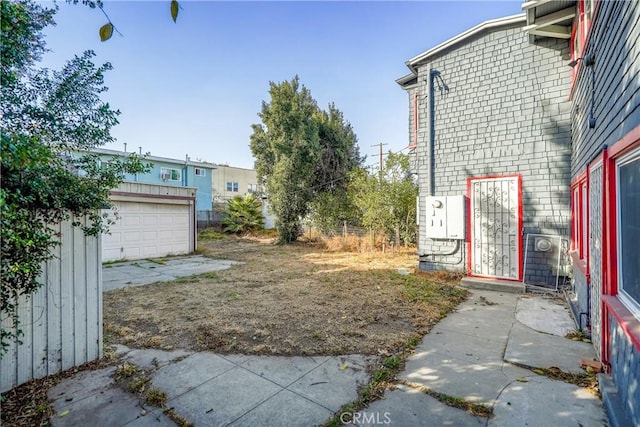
[103,236,467,356]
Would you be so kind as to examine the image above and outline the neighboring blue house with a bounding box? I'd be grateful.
[90,147,215,213]
[81,148,216,261]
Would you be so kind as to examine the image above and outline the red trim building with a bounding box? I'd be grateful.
[399,1,639,424]
[398,14,572,290]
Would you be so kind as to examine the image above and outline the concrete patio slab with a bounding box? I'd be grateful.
[504,322,596,374]
[48,366,117,400]
[240,355,326,387]
[150,352,236,398]
[227,389,333,427]
[45,289,608,427]
[123,412,175,426]
[219,353,255,365]
[121,348,193,371]
[287,355,373,412]
[165,366,282,426]
[401,351,531,404]
[48,367,173,427]
[515,295,576,336]
[490,375,607,427]
[435,292,519,341]
[431,313,514,342]
[102,255,240,291]
[355,384,485,426]
[418,330,507,364]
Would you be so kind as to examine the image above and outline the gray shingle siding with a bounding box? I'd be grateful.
[407,24,572,282]
[609,313,640,426]
[571,2,640,426]
[571,1,640,176]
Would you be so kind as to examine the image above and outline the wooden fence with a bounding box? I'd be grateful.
[1,218,102,392]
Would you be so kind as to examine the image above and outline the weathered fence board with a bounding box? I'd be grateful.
[1,218,102,392]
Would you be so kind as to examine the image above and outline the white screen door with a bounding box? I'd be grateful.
[469,176,522,279]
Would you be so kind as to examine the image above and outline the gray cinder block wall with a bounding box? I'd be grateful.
[401,18,572,285]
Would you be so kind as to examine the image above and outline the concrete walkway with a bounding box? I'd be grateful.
[48,348,374,427]
[47,288,609,426]
[357,290,609,427]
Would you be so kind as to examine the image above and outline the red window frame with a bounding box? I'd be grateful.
[601,125,640,365]
[570,171,589,275]
[570,1,583,83]
[410,93,419,149]
[569,0,601,95]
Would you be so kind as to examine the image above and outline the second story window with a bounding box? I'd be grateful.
[161,167,181,182]
[195,168,206,177]
[227,181,239,192]
[570,0,598,83]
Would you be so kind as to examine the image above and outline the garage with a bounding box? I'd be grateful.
[103,183,196,262]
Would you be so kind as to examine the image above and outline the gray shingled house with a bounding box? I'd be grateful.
[397,14,572,289]
[398,2,639,425]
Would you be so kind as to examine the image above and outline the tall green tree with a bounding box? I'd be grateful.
[250,76,320,243]
[250,77,362,243]
[348,152,417,245]
[313,103,362,193]
[383,152,419,244]
[308,103,363,232]
[0,0,147,354]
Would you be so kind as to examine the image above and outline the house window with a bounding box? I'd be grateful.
[161,167,181,181]
[410,93,419,149]
[573,16,581,59]
[581,182,588,260]
[195,168,206,177]
[248,183,258,193]
[584,0,594,39]
[226,181,239,192]
[571,174,588,266]
[616,147,640,317]
[570,0,598,84]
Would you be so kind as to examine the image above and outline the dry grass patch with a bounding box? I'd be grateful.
[104,235,467,356]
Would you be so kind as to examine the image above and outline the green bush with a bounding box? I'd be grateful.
[221,195,264,234]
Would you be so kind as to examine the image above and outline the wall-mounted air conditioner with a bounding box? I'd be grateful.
[161,172,171,181]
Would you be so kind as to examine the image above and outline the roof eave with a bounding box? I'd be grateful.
[85,147,218,169]
[521,1,576,40]
[406,13,526,67]
[396,73,418,88]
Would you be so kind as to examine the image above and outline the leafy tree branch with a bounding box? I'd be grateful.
[1,0,148,355]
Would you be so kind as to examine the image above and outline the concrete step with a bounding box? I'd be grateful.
[460,276,525,294]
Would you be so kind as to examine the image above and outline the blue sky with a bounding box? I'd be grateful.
[42,1,524,169]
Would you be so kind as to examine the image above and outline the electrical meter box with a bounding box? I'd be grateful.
[423,195,466,239]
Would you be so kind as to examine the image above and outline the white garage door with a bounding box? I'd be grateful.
[103,201,191,262]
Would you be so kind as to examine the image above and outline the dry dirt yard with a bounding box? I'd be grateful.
[104,234,467,356]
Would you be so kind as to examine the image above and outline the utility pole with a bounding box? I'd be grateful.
[371,142,388,180]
